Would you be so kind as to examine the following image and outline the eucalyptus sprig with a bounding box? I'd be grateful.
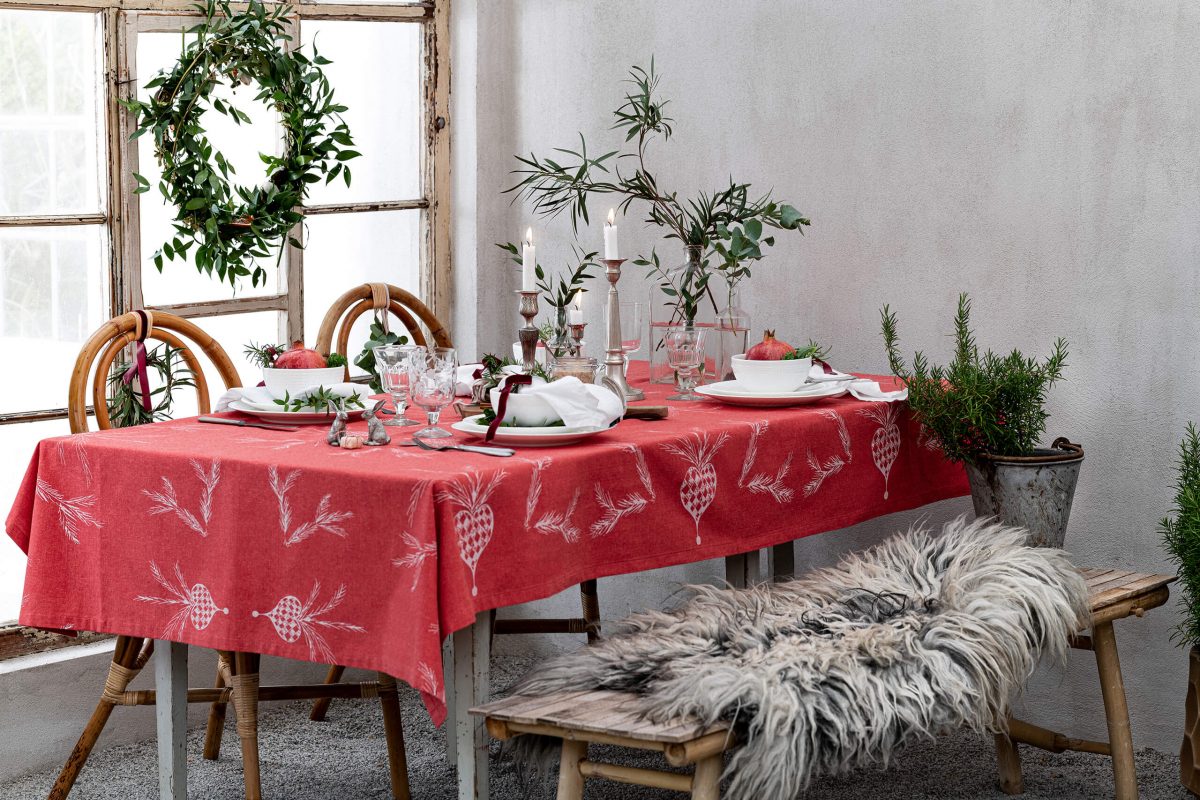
[121,0,361,288]
[273,386,365,414]
[106,344,197,428]
[497,242,599,310]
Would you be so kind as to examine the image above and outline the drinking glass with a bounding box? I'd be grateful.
[620,302,643,375]
[666,328,707,401]
[408,347,458,438]
[373,344,424,426]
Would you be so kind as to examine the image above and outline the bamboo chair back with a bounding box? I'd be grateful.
[314,283,452,380]
[68,310,242,433]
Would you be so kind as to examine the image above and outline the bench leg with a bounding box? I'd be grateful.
[994,730,1024,794]
[556,739,587,800]
[1094,621,1137,800]
[692,754,722,800]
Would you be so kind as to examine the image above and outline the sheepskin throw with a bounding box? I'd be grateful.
[514,517,1090,799]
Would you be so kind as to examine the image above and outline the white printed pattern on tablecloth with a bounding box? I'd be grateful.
[253,582,364,662]
[417,661,440,697]
[394,531,437,591]
[437,469,505,596]
[54,439,93,488]
[804,411,853,498]
[136,561,228,638]
[737,422,795,504]
[590,444,656,538]
[143,459,221,537]
[662,431,729,544]
[35,478,102,544]
[268,466,353,546]
[524,458,583,543]
[860,404,901,499]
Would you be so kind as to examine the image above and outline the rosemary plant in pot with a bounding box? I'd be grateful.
[507,61,810,384]
[1161,424,1200,794]
[881,293,1082,547]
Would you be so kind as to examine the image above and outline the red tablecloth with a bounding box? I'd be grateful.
[6,366,967,724]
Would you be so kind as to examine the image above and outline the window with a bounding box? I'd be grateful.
[0,0,450,626]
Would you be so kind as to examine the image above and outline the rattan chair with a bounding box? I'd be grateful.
[58,310,410,800]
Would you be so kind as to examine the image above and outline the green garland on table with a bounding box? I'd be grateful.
[121,0,361,288]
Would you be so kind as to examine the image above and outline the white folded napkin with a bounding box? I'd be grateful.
[216,382,367,412]
[848,380,908,403]
[456,364,483,397]
[517,377,622,429]
[808,363,855,382]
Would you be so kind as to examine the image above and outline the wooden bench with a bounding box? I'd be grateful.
[995,568,1175,800]
[472,690,735,799]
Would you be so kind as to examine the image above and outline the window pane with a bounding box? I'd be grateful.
[301,21,422,204]
[162,311,284,418]
[302,210,421,372]
[0,225,106,414]
[135,31,282,304]
[0,10,103,216]
[0,417,71,623]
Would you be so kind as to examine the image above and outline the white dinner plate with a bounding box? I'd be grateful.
[229,399,367,426]
[451,415,614,447]
[694,381,849,407]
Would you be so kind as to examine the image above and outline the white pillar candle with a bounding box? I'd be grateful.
[521,227,536,292]
[569,293,583,324]
[603,208,619,260]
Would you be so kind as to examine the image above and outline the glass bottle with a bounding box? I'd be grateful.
[647,245,715,384]
[715,288,750,383]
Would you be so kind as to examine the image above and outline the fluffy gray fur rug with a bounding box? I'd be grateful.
[513,517,1090,799]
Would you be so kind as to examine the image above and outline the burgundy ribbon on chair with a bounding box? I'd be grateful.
[122,309,153,412]
[813,356,835,375]
[485,374,532,442]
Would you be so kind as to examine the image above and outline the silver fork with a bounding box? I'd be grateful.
[403,436,515,457]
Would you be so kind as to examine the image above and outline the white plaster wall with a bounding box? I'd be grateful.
[455,0,1200,754]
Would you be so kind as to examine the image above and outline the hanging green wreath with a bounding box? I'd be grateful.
[122,0,360,288]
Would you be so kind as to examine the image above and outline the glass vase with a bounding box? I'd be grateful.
[647,245,716,384]
[547,305,573,362]
[715,291,750,383]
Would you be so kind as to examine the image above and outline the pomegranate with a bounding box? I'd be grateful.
[745,330,795,361]
[273,341,327,369]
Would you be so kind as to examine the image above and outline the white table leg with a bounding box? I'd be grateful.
[452,613,490,800]
[154,640,187,800]
[725,549,762,589]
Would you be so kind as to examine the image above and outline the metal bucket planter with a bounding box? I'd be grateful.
[963,437,1084,548]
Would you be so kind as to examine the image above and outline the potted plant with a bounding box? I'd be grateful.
[1161,423,1200,794]
[881,293,1082,547]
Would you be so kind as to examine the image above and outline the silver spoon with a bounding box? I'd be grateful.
[405,436,515,457]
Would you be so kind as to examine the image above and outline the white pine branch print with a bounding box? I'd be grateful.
[534,488,581,543]
[254,582,365,663]
[804,411,854,498]
[737,422,794,504]
[269,467,352,546]
[135,561,227,638]
[192,459,220,526]
[54,439,93,487]
[524,458,552,527]
[268,466,299,534]
[394,531,437,591]
[621,444,656,500]
[35,479,102,544]
[590,484,649,538]
[417,661,439,696]
[406,479,434,525]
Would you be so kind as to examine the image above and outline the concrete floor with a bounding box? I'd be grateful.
[3,654,1192,800]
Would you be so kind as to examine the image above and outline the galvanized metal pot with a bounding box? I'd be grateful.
[963,437,1084,548]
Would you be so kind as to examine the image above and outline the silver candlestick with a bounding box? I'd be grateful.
[602,259,644,401]
[517,290,540,373]
[568,322,587,356]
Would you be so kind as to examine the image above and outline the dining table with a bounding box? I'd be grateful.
[6,362,968,800]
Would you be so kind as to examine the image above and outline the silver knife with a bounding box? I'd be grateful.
[199,416,300,432]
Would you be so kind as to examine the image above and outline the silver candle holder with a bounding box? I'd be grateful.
[517,290,540,373]
[602,258,644,400]
[568,322,587,356]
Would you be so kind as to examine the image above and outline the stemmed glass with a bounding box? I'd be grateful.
[373,344,424,426]
[619,302,643,376]
[666,328,707,401]
[408,347,458,438]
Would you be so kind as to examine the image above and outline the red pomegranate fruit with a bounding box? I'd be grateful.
[745,330,796,361]
[273,341,327,369]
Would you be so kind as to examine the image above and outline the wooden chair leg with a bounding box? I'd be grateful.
[692,753,723,800]
[203,651,233,760]
[580,579,600,643]
[48,636,146,800]
[309,664,346,722]
[556,738,587,800]
[231,652,263,800]
[377,673,411,800]
[994,730,1024,795]
[1094,621,1138,800]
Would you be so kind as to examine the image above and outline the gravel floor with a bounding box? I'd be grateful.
[3,654,1192,799]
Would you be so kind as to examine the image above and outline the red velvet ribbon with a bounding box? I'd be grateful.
[813,356,835,375]
[122,310,153,412]
[485,374,532,442]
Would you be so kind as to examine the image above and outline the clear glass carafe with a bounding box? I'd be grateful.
[647,245,715,384]
[715,290,750,382]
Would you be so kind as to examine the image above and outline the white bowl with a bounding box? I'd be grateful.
[262,366,346,399]
[489,387,562,427]
[730,355,812,393]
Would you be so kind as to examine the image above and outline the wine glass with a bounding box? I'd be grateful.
[619,302,643,375]
[665,328,707,401]
[373,344,424,426]
[408,347,458,438]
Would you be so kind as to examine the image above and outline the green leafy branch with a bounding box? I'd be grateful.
[106,344,197,428]
[1163,423,1200,647]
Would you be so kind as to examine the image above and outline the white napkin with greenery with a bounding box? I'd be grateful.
[519,377,622,429]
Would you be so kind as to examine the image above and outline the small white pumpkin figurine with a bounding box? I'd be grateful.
[362,398,391,446]
[326,399,349,447]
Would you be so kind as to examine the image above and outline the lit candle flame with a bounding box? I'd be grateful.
[606,208,616,226]
[525,227,533,246]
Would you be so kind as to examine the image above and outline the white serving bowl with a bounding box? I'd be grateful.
[488,387,562,427]
[262,366,346,399]
[730,354,812,393]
